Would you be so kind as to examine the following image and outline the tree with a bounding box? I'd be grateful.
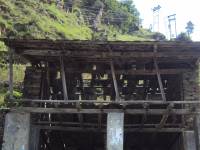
[176,32,191,41]
[185,21,194,37]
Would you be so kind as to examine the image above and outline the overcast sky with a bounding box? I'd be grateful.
[133,0,200,41]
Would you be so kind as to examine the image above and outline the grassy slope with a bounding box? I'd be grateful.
[0,0,92,39]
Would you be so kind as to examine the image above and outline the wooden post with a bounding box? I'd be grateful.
[9,48,13,100]
[110,61,120,101]
[60,56,68,100]
[107,112,124,150]
[153,44,166,101]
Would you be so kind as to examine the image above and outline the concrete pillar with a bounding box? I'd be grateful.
[194,116,200,150]
[2,112,30,150]
[107,112,124,150]
[183,131,196,150]
[29,126,40,150]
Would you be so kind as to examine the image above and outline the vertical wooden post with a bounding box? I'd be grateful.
[153,44,166,101]
[60,56,68,100]
[9,48,13,100]
[110,61,120,101]
[107,112,124,150]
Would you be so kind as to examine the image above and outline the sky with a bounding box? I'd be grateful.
[133,0,200,41]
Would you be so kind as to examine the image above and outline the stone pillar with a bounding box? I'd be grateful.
[194,116,200,150]
[107,112,124,150]
[2,112,30,150]
[183,131,196,150]
[183,65,200,150]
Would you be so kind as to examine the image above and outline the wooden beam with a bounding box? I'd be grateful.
[140,104,149,128]
[12,107,198,115]
[9,48,13,100]
[154,44,166,102]
[22,50,200,59]
[60,56,68,100]
[157,104,174,129]
[35,121,182,128]
[35,125,184,133]
[110,61,120,101]
[64,68,188,75]
[20,99,200,105]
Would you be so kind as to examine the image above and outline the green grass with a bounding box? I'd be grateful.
[0,0,92,39]
[0,64,26,83]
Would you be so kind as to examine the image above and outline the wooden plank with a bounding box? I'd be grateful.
[20,99,200,105]
[35,121,182,128]
[140,104,149,128]
[60,56,68,100]
[156,104,174,129]
[21,51,200,59]
[154,58,166,102]
[110,61,120,101]
[12,107,198,115]
[8,48,13,100]
[35,125,184,133]
[64,68,188,75]
[154,44,166,102]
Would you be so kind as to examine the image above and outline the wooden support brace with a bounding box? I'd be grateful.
[154,44,166,102]
[157,103,174,129]
[98,112,102,129]
[60,56,68,100]
[110,61,120,101]
[140,103,149,128]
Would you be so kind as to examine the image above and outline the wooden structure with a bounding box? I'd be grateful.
[2,38,200,150]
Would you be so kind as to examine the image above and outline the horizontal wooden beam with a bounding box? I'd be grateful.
[64,68,188,75]
[35,125,185,133]
[35,121,182,128]
[22,50,200,59]
[11,107,197,115]
[20,99,200,105]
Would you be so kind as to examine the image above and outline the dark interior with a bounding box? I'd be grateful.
[38,130,181,150]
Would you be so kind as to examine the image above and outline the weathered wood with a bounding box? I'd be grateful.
[21,51,200,59]
[154,44,166,102]
[12,107,198,115]
[35,121,182,128]
[64,68,188,75]
[60,56,68,100]
[20,99,200,104]
[35,125,184,132]
[110,61,120,101]
[157,104,174,129]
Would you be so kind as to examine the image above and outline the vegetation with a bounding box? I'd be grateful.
[176,32,191,41]
[186,21,194,37]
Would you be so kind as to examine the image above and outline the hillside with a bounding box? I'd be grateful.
[0,0,161,41]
